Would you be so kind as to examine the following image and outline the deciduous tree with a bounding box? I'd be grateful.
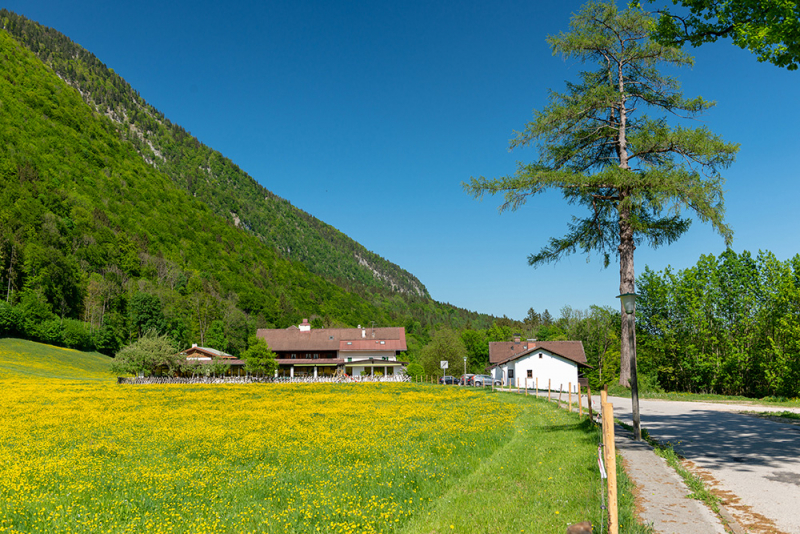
[242,335,277,376]
[643,0,800,70]
[110,330,181,377]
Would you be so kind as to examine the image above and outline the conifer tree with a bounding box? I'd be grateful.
[465,1,738,386]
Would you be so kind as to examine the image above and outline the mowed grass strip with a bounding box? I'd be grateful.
[401,391,649,534]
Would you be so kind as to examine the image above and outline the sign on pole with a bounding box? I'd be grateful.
[440,361,448,369]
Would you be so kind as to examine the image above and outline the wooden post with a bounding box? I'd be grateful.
[548,379,551,401]
[602,397,618,534]
[569,382,572,412]
[558,385,562,408]
[525,377,528,396]
[578,385,583,417]
[536,377,539,397]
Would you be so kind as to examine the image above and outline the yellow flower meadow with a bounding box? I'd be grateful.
[0,379,518,533]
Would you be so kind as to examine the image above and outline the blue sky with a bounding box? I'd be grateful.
[7,0,800,321]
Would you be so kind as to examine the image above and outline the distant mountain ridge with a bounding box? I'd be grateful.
[0,9,428,299]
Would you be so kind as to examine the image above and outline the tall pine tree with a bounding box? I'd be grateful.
[465,1,738,386]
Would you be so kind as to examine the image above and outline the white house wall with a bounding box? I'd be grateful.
[494,349,579,392]
[341,351,396,362]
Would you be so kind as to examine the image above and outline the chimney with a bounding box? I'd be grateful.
[362,327,366,338]
[513,334,521,343]
[192,343,197,348]
[299,318,311,332]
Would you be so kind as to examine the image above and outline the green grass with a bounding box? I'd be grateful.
[0,337,113,381]
[401,391,651,534]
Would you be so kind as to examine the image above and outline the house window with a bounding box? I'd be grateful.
[508,370,514,379]
[539,353,543,359]
[347,358,352,362]
[382,357,388,361]
[291,353,296,359]
[313,353,319,359]
[527,370,533,378]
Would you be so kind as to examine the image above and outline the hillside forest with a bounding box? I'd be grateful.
[1,11,799,397]
[0,14,494,358]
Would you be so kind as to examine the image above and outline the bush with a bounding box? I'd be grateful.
[0,301,21,335]
[61,319,93,350]
[405,362,424,379]
[111,330,180,377]
[34,319,63,345]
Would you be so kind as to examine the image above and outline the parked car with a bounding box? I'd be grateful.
[472,374,501,387]
[459,374,476,385]
[439,375,458,385]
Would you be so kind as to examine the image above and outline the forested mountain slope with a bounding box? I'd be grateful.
[0,23,493,356]
[0,9,427,298]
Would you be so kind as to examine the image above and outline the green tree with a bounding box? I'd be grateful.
[110,330,181,377]
[129,292,166,338]
[204,319,228,352]
[242,336,277,376]
[420,327,468,376]
[460,329,489,373]
[643,0,800,70]
[464,1,738,386]
[405,362,424,380]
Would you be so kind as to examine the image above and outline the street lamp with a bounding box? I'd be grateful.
[617,292,641,441]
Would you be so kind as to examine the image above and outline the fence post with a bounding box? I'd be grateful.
[558,385,562,408]
[548,379,551,401]
[601,392,618,534]
[578,385,583,417]
[569,382,572,412]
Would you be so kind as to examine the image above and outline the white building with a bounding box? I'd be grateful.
[489,338,588,392]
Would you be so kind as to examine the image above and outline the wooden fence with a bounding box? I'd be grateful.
[117,375,411,385]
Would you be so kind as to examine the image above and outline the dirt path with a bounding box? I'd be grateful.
[605,397,800,534]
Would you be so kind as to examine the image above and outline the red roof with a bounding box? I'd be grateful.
[489,340,588,367]
[257,325,406,352]
[339,339,406,351]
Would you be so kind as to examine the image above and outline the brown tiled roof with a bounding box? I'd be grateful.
[181,346,236,359]
[257,326,406,352]
[489,340,588,367]
[339,339,406,351]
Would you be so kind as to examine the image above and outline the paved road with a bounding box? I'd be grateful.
[604,396,800,534]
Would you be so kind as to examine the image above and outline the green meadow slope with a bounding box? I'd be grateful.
[0,338,112,381]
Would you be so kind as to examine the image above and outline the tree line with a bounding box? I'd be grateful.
[637,249,800,398]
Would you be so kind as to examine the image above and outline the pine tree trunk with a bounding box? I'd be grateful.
[618,197,636,386]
